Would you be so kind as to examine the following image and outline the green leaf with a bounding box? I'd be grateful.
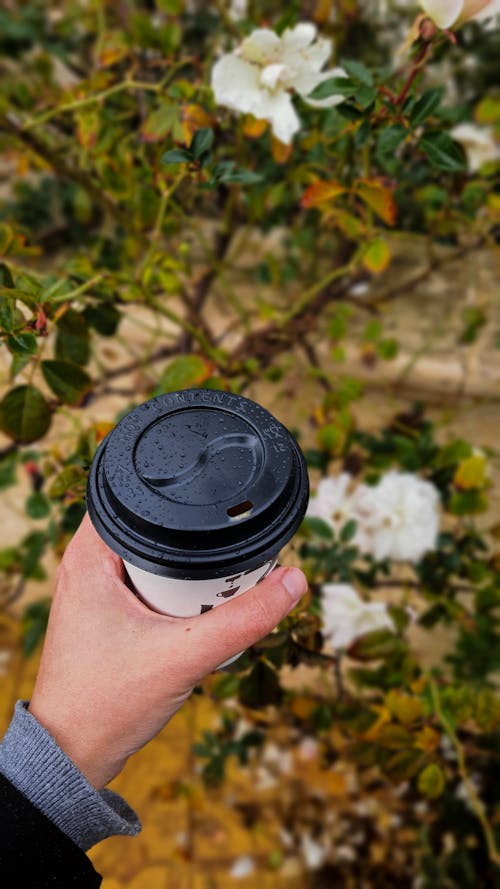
[20,530,47,578]
[55,309,90,366]
[239,660,283,708]
[309,77,356,101]
[83,303,121,337]
[347,628,400,661]
[211,673,241,699]
[0,295,15,332]
[410,87,445,128]
[25,491,50,519]
[0,385,51,443]
[0,262,15,288]
[341,59,373,86]
[376,125,407,169]
[141,104,180,142]
[420,132,466,172]
[161,147,192,165]
[301,516,334,540]
[190,127,214,161]
[158,355,212,393]
[10,352,32,380]
[41,360,92,405]
[48,465,87,500]
[22,599,51,656]
[377,338,398,360]
[340,519,357,543]
[0,452,17,490]
[7,332,37,355]
[417,762,445,799]
[212,162,262,185]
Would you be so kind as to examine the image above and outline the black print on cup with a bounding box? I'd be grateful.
[217,586,241,599]
[200,603,214,614]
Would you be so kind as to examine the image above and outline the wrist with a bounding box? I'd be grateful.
[28,697,124,790]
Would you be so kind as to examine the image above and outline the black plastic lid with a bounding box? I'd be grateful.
[86,389,309,579]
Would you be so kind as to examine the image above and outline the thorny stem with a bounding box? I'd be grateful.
[137,172,187,278]
[0,113,135,233]
[23,79,165,130]
[429,678,500,867]
[278,248,363,327]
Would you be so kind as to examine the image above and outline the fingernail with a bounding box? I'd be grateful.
[282,567,307,604]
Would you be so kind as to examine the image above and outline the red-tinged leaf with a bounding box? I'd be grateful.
[158,355,214,393]
[301,180,347,209]
[96,31,129,68]
[76,110,100,150]
[355,178,397,225]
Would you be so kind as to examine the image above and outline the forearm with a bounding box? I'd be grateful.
[0,701,141,851]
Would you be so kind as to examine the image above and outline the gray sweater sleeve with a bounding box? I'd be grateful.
[0,700,141,851]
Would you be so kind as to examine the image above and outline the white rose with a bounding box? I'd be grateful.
[306,472,356,534]
[351,470,440,562]
[420,0,500,28]
[321,583,396,650]
[211,23,347,144]
[450,122,500,171]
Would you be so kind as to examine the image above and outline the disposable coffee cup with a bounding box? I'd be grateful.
[86,389,309,663]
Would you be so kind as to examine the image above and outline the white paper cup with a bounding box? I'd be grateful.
[123,558,276,619]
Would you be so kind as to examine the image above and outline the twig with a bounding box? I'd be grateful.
[429,677,500,867]
[0,113,134,234]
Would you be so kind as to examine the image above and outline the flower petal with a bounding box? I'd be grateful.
[211,54,265,115]
[240,28,282,64]
[420,0,464,28]
[260,91,302,144]
[260,63,290,90]
[460,0,500,21]
[281,22,318,52]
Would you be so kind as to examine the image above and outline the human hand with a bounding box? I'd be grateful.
[28,514,307,789]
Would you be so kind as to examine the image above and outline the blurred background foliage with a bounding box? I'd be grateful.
[0,0,499,885]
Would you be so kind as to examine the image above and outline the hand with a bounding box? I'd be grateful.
[28,514,307,789]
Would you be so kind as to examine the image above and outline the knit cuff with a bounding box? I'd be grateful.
[0,700,141,851]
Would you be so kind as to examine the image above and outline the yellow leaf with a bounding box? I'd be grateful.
[290,695,316,720]
[181,104,214,147]
[475,96,500,125]
[385,691,424,726]
[328,209,365,238]
[271,135,293,164]
[314,0,334,23]
[96,31,129,68]
[362,237,391,273]
[301,180,347,209]
[487,193,500,219]
[362,705,391,740]
[355,178,397,225]
[242,115,268,138]
[418,762,445,799]
[453,454,487,490]
[93,421,115,443]
[415,725,441,753]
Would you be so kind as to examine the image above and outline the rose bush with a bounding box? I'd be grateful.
[0,1,498,883]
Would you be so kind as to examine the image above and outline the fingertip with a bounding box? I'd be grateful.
[279,566,308,605]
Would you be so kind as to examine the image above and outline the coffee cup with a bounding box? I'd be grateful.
[86,389,309,662]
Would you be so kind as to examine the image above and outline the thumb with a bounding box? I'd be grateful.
[185,566,307,675]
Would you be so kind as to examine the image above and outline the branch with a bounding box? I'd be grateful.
[0,113,135,234]
[430,677,500,867]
